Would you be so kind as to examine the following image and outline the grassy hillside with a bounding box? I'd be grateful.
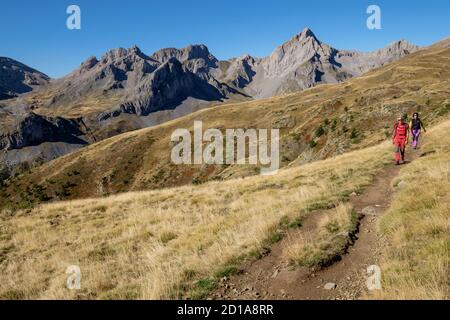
[1,44,449,208]
[373,119,450,300]
[2,117,448,300]
[0,138,395,299]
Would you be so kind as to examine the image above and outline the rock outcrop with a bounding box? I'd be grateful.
[0,111,86,150]
[31,28,419,119]
[44,45,239,120]
[0,28,421,168]
[0,57,49,100]
[244,28,419,98]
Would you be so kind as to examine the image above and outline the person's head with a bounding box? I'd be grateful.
[413,112,419,119]
[397,115,404,124]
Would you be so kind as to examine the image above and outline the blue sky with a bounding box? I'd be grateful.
[1,0,448,78]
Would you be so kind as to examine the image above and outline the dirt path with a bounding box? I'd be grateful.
[210,150,420,300]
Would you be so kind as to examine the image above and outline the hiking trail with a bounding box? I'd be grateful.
[209,149,421,300]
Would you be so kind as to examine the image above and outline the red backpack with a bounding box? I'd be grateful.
[394,122,409,138]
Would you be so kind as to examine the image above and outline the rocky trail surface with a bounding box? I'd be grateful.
[210,150,421,300]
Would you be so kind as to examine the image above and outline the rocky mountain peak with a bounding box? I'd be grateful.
[0,28,425,169]
[79,56,99,72]
[385,39,419,52]
[262,27,327,78]
[184,44,216,61]
[286,27,321,47]
[372,39,420,58]
[99,45,149,65]
[239,54,257,63]
[127,45,152,60]
[298,27,317,40]
[151,44,217,64]
[0,57,50,100]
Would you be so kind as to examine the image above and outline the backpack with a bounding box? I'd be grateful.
[394,122,408,138]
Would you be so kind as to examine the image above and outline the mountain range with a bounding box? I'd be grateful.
[1,36,448,207]
[0,28,420,169]
[0,24,448,301]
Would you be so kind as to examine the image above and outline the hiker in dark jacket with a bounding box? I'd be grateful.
[409,112,426,149]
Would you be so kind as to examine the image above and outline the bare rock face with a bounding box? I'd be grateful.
[262,28,326,78]
[213,54,259,90]
[1,28,419,121]
[0,112,85,150]
[151,44,219,72]
[0,57,49,100]
[244,28,420,98]
[335,39,420,76]
[0,28,420,168]
[0,109,88,169]
[47,45,237,120]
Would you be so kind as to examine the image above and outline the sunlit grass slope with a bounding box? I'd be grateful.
[374,120,450,300]
[0,137,394,299]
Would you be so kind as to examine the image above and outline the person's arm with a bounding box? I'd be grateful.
[406,124,410,143]
[392,124,396,143]
[421,120,427,132]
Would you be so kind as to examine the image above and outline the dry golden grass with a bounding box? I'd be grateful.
[0,138,393,299]
[2,45,449,208]
[2,119,449,300]
[284,203,358,268]
[372,119,450,300]
[1,44,448,300]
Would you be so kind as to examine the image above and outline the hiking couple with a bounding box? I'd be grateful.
[392,112,426,165]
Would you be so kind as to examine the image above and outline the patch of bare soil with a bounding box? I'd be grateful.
[210,150,420,300]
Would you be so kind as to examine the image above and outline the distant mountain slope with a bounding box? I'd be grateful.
[1,42,448,208]
[242,28,419,98]
[0,28,423,168]
[37,45,241,119]
[0,57,49,100]
[5,28,420,120]
[2,117,448,300]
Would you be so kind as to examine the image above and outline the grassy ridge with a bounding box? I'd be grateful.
[0,44,448,300]
[375,120,450,300]
[1,120,448,300]
[0,139,392,299]
[1,45,449,208]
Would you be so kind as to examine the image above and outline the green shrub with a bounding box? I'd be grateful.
[152,170,165,183]
[314,125,325,138]
[350,128,360,139]
[0,168,10,189]
[438,103,450,116]
[159,231,177,244]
